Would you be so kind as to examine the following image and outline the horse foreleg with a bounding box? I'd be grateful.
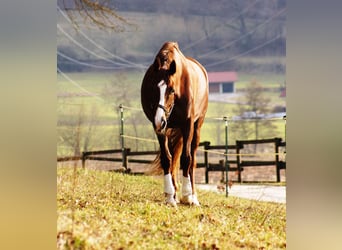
[181,175,194,205]
[164,173,177,207]
[158,135,177,207]
[180,119,196,205]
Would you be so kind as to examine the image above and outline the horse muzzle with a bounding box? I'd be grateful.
[154,116,167,134]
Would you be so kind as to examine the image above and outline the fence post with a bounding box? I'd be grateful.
[204,141,210,184]
[81,152,86,169]
[236,141,242,183]
[123,148,130,171]
[283,115,286,142]
[223,116,229,197]
[275,137,281,182]
[119,104,126,169]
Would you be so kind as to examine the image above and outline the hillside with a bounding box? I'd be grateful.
[57,0,286,72]
[57,1,286,157]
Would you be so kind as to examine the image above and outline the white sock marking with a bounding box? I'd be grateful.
[192,194,200,206]
[164,173,175,195]
[182,176,192,197]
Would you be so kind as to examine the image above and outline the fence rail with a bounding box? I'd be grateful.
[57,137,286,183]
[58,104,286,182]
[236,137,286,182]
[57,156,82,162]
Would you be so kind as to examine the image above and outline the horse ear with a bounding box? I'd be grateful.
[153,57,161,71]
[169,60,176,75]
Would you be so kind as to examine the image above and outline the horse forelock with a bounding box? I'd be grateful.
[160,41,178,49]
[149,41,205,106]
[158,42,184,60]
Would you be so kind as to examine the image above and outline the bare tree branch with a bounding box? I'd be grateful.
[59,0,137,31]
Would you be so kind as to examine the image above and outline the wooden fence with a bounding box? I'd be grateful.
[199,138,286,183]
[236,138,286,182]
[57,137,286,183]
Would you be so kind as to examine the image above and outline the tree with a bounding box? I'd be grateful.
[57,0,136,31]
[101,73,152,151]
[232,80,276,142]
[58,103,101,156]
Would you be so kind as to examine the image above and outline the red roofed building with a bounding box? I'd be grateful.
[207,71,238,94]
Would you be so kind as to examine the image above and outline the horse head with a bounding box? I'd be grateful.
[151,42,180,134]
[153,72,176,135]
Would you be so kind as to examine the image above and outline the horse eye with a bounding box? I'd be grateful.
[170,88,175,94]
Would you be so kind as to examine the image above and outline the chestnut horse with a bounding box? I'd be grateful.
[141,42,208,206]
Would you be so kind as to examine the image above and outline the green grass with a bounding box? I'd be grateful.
[57,166,286,249]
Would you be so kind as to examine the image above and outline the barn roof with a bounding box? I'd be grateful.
[208,71,238,83]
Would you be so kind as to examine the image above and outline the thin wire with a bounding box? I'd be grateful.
[182,0,260,51]
[121,134,158,143]
[117,106,286,121]
[205,115,285,122]
[57,24,138,68]
[120,105,143,111]
[57,51,129,70]
[198,8,286,59]
[121,134,285,157]
[57,67,109,104]
[205,34,282,68]
[57,67,125,109]
[57,6,147,70]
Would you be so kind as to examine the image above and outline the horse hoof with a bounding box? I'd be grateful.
[180,195,200,206]
[192,195,200,206]
[180,195,193,205]
[165,194,177,207]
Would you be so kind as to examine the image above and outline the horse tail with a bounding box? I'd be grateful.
[147,128,183,175]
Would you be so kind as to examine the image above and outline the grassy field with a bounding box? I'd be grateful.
[57,166,286,249]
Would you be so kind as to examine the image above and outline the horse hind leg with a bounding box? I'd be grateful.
[180,120,197,205]
[171,135,182,203]
[188,119,203,206]
[171,170,179,203]
[181,160,200,206]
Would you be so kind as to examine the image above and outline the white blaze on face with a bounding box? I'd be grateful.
[154,80,167,129]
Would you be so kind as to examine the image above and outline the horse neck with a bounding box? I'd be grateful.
[173,51,187,77]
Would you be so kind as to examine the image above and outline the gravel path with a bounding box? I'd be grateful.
[197,184,286,203]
